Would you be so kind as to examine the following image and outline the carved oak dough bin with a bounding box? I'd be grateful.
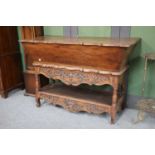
[21,36,140,124]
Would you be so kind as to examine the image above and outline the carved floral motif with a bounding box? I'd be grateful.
[39,67,112,86]
[39,93,110,114]
[34,63,126,124]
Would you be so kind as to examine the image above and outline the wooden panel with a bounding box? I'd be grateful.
[21,26,43,40]
[24,71,49,95]
[0,68,3,91]
[0,26,19,55]
[0,27,24,98]
[23,43,127,72]
[20,26,44,95]
[0,53,23,90]
[24,71,36,95]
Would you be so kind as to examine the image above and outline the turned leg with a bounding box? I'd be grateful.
[111,95,117,124]
[35,70,41,107]
[111,78,119,124]
[121,75,127,110]
[111,114,116,124]
[36,97,41,107]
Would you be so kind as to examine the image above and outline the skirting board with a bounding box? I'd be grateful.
[126,95,148,109]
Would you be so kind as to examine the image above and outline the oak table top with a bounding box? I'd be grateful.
[21,36,140,73]
[20,36,140,47]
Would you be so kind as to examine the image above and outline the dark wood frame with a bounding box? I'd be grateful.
[0,26,23,98]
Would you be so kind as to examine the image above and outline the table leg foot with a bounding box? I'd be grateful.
[36,98,41,107]
[111,111,116,124]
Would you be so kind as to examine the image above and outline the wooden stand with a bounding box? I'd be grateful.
[34,62,127,124]
[20,35,140,124]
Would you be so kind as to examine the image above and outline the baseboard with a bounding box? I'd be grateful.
[126,95,146,109]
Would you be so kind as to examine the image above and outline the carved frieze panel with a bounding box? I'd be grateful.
[39,93,111,114]
[38,67,113,86]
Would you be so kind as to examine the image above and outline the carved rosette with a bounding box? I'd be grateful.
[39,67,112,86]
[39,93,110,114]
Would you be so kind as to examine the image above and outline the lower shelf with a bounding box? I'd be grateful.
[38,84,118,114]
[40,84,112,105]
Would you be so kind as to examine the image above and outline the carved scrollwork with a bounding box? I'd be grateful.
[85,104,109,114]
[39,93,110,114]
[39,67,112,86]
[40,94,56,104]
[40,94,82,112]
[63,99,81,112]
